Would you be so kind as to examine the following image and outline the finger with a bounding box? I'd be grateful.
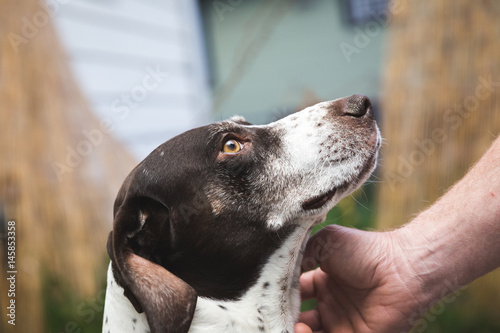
[299,269,317,300]
[294,322,313,333]
[298,309,321,331]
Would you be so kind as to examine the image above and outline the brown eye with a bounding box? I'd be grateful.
[222,139,242,153]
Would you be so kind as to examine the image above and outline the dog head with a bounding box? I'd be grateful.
[108,94,381,333]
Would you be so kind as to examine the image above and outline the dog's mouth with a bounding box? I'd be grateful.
[301,180,353,211]
[301,188,337,211]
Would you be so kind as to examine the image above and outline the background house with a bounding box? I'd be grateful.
[54,0,212,159]
[54,0,386,156]
[199,0,386,124]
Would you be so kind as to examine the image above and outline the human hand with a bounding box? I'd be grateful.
[295,136,500,333]
[295,224,424,333]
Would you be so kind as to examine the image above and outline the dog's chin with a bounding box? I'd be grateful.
[301,151,379,217]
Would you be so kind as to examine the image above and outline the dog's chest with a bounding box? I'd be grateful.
[188,227,307,332]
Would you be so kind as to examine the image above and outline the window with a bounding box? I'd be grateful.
[345,0,388,25]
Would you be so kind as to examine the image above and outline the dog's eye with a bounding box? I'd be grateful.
[222,139,242,154]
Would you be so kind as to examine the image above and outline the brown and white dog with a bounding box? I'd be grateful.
[103,95,381,333]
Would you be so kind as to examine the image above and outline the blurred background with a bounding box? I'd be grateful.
[1,0,500,332]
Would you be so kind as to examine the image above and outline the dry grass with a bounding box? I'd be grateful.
[377,0,500,326]
[377,0,500,225]
[0,1,136,332]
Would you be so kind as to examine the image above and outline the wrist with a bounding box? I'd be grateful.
[387,224,451,312]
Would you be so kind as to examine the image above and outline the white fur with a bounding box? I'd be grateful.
[103,264,149,332]
[256,99,380,228]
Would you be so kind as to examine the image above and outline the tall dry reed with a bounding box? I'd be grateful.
[0,1,136,331]
[377,0,500,327]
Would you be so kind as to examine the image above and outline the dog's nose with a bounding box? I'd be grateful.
[345,94,372,117]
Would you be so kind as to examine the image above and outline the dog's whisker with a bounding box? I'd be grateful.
[350,193,372,212]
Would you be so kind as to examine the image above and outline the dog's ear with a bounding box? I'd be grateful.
[109,196,197,333]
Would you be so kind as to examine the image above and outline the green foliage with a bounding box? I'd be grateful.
[410,289,500,333]
[42,261,107,333]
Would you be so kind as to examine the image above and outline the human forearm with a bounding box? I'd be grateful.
[396,136,500,305]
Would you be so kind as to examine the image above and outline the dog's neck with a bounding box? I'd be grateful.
[189,223,312,333]
[103,223,314,333]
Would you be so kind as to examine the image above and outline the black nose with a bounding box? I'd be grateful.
[345,94,372,117]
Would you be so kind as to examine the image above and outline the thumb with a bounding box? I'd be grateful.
[295,322,313,333]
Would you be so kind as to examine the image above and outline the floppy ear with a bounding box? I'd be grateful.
[108,196,197,333]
